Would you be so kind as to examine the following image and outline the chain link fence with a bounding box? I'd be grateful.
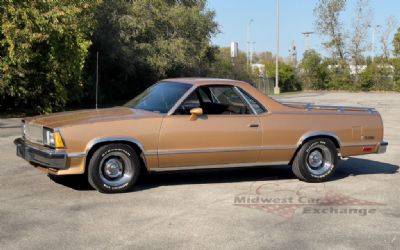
[253,77,275,95]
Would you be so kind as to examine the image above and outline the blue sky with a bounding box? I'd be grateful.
[207,0,400,59]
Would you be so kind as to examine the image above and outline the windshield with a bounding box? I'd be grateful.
[124,82,192,113]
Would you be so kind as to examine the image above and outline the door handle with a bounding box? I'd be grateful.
[249,124,259,128]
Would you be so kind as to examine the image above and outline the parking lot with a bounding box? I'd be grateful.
[0,92,399,250]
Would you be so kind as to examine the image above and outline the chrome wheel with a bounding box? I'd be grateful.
[306,145,333,176]
[104,158,123,178]
[99,152,133,187]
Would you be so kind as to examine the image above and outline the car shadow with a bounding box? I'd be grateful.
[48,157,399,192]
[333,157,399,180]
[48,174,93,191]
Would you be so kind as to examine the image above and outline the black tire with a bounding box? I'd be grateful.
[88,143,140,193]
[292,138,338,182]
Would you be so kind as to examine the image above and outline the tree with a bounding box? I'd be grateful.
[380,17,396,60]
[361,60,396,91]
[348,0,371,84]
[393,27,400,57]
[299,50,327,89]
[253,51,274,64]
[314,0,347,61]
[265,61,298,92]
[392,29,400,90]
[0,0,99,113]
[86,0,218,104]
[207,47,256,83]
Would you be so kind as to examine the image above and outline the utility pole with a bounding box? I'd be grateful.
[247,19,254,66]
[302,31,314,52]
[274,0,280,94]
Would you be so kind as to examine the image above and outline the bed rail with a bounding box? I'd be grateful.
[279,101,377,114]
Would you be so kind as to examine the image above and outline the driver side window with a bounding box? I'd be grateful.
[174,85,252,115]
[174,91,201,115]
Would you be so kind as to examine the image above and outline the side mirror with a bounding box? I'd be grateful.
[189,108,203,121]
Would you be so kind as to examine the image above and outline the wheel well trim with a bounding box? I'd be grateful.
[85,137,148,170]
[297,131,342,148]
[85,137,145,153]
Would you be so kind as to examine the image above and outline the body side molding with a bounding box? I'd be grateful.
[150,161,289,172]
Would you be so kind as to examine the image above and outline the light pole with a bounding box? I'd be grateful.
[247,19,254,66]
[369,24,380,63]
[274,0,280,94]
[250,41,256,65]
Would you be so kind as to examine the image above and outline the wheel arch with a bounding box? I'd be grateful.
[290,131,341,165]
[85,138,148,173]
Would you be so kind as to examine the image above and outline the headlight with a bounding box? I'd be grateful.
[43,128,65,148]
[43,128,55,147]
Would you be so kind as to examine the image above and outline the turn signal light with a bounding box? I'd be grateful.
[54,131,65,148]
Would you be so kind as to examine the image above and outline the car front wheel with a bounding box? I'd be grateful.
[292,138,338,182]
[88,143,140,193]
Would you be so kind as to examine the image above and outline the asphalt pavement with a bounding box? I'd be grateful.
[0,92,399,250]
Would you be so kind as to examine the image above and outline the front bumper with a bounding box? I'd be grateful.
[14,138,68,170]
[377,141,388,154]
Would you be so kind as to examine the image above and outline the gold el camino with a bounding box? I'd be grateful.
[14,78,388,193]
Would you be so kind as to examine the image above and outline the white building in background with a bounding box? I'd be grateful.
[349,65,367,75]
[327,64,394,76]
[327,64,367,75]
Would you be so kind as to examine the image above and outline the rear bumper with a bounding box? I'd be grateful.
[14,138,68,170]
[376,141,388,154]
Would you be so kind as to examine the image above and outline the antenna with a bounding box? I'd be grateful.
[95,51,99,110]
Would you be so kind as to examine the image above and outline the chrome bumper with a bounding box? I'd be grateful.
[376,141,388,154]
[14,138,68,170]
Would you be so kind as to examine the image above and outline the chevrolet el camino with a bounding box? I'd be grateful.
[14,78,388,193]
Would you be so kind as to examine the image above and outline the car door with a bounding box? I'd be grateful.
[157,85,262,168]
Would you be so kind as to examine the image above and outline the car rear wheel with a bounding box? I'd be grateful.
[292,138,338,182]
[88,143,140,193]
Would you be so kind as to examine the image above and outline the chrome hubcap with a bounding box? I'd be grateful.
[308,150,323,168]
[306,145,334,176]
[104,158,123,178]
[99,152,133,187]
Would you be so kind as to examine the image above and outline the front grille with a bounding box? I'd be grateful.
[25,123,43,144]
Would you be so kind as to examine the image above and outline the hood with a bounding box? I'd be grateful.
[25,107,162,128]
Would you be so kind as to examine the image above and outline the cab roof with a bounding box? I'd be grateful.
[162,78,248,87]
[161,78,291,112]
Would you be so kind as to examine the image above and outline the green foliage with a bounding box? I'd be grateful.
[206,47,256,83]
[0,0,98,113]
[318,59,352,90]
[3,0,400,115]
[265,61,298,92]
[394,28,400,57]
[393,59,400,91]
[0,0,218,112]
[86,0,218,104]
[299,50,327,90]
[360,60,396,91]
[314,0,346,61]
